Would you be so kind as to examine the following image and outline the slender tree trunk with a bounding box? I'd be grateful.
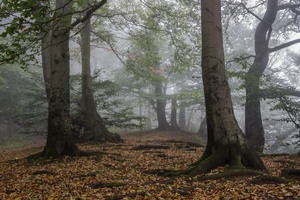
[42,0,79,158]
[268,127,297,153]
[80,18,121,142]
[146,100,152,130]
[179,102,186,130]
[245,0,278,153]
[171,98,180,130]
[188,0,265,176]
[154,81,171,130]
[197,116,207,136]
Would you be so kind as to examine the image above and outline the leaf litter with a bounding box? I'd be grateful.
[0,132,299,199]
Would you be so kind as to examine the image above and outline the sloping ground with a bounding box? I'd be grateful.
[119,129,206,144]
[0,131,299,199]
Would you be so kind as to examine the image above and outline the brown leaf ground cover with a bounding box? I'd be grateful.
[0,130,299,199]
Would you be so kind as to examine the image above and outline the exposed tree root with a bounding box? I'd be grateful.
[197,169,262,181]
[26,148,103,160]
[143,169,187,177]
[132,145,170,150]
[89,182,125,189]
[187,153,225,176]
[280,168,300,180]
[250,175,290,184]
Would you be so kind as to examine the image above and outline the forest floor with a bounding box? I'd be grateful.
[0,130,299,199]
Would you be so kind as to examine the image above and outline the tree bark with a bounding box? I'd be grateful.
[80,18,121,142]
[188,0,266,176]
[178,102,186,130]
[170,98,180,130]
[245,0,278,153]
[41,15,52,102]
[42,0,80,158]
[154,81,172,130]
[197,116,207,137]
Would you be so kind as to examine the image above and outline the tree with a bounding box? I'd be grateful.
[187,0,265,176]
[125,26,173,130]
[42,0,80,158]
[80,16,121,142]
[245,0,300,152]
[170,98,180,130]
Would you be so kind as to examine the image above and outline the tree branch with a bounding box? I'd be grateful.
[239,3,263,22]
[259,88,300,99]
[69,0,107,29]
[269,38,300,53]
[277,3,300,11]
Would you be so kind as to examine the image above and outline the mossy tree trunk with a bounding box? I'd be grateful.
[80,18,121,142]
[188,0,266,176]
[42,0,80,158]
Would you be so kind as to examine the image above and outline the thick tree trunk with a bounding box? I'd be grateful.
[42,0,80,158]
[188,0,265,176]
[41,17,51,101]
[80,18,121,142]
[170,98,180,130]
[245,0,278,153]
[154,81,172,130]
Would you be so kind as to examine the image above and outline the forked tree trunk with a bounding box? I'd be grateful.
[42,0,80,158]
[188,0,265,176]
[245,0,278,153]
[80,18,121,142]
[154,81,172,130]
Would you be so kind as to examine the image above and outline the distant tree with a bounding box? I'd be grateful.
[126,27,173,130]
[187,0,265,176]
[170,98,180,130]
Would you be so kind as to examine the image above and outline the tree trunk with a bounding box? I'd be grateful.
[146,100,152,130]
[179,102,186,130]
[268,127,297,153]
[41,16,52,102]
[42,0,80,158]
[245,0,278,153]
[80,18,121,142]
[154,81,171,130]
[170,98,180,130]
[197,116,207,137]
[188,0,266,176]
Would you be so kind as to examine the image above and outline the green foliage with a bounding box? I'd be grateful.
[0,64,47,135]
[70,70,145,134]
[0,0,50,65]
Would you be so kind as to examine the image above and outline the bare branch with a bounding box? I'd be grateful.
[239,3,263,22]
[269,38,300,53]
[277,3,300,11]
